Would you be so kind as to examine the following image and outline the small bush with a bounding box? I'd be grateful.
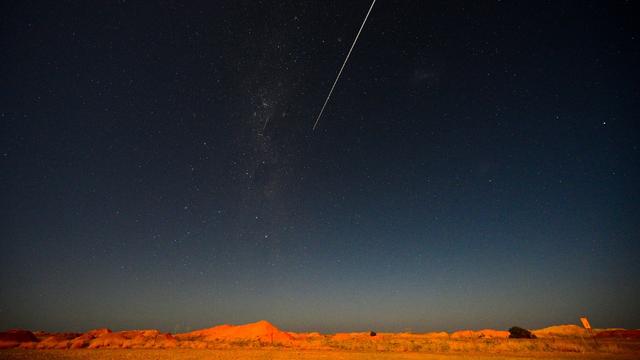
[509,326,537,339]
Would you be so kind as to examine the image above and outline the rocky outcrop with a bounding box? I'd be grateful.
[0,329,38,349]
[533,324,587,338]
[178,320,293,344]
[451,329,509,339]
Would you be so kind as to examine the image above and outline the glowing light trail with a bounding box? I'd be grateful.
[312,0,377,130]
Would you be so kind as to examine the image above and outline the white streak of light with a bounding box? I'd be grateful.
[312,0,377,131]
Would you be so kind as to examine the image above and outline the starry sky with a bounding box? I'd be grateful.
[1,1,639,334]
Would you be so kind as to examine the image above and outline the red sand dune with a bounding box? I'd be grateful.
[177,320,294,343]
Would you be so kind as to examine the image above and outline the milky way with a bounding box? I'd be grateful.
[1,0,639,333]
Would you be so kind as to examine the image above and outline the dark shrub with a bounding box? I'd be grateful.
[508,326,536,339]
[369,331,377,337]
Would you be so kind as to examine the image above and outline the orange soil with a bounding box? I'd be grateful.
[1,320,639,356]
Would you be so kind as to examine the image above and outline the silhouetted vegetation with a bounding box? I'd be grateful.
[508,327,536,339]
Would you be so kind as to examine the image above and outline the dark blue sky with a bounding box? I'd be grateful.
[1,1,639,333]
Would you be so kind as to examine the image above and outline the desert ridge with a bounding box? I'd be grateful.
[0,321,295,350]
[176,320,295,344]
[1,320,639,353]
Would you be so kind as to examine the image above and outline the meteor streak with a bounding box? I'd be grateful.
[312,0,377,131]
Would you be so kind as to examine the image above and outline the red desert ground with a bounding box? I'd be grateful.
[1,320,640,359]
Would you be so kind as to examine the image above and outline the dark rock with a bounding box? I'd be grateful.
[0,329,38,343]
[0,329,39,348]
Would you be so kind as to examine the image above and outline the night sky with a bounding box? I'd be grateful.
[1,1,639,334]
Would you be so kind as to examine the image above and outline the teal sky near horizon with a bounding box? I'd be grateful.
[1,1,639,333]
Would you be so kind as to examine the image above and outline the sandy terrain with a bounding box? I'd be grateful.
[1,321,639,359]
[1,349,640,360]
